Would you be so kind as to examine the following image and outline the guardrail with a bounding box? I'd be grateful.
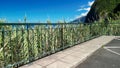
[0,23,120,68]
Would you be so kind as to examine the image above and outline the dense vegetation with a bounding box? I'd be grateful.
[0,20,92,68]
[85,0,120,23]
[0,19,120,68]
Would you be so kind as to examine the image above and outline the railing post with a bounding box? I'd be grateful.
[16,25,19,67]
[1,27,5,67]
[27,25,30,62]
[9,30,13,65]
[60,24,64,50]
[71,27,73,45]
[21,27,24,64]
[89,23,92,39]
[37,26,40,57]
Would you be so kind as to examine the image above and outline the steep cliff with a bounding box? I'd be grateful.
[85,0,120,23]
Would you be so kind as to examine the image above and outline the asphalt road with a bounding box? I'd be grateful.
[76,38,120,68]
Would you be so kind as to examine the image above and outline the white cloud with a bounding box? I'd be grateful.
[76,1,94,19]
[88,1,94,6]
[77,1,94,11]
[77,7,90,11]
[76,7,90,18]
[75,15,81,19]
[81,11,89,16]
[75,11,88,19]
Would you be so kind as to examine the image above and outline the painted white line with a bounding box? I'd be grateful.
[117,39,120,40]
[104,46,120,49]
[115,38,120,40]
[104,48,120,56]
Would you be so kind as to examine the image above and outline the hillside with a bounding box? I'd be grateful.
[85,0,120,23]
[70,16,86,23]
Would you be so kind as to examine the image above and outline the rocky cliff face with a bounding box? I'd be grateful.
[85,0,120,23]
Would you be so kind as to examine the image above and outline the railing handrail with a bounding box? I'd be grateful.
[0,23,120,25]
[0,23,83,25]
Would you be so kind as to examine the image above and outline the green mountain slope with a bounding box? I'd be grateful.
[85,0,120,23]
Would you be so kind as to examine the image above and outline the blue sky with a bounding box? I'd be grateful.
[0,0,94,23]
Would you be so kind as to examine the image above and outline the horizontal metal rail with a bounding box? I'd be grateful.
[0,22,119,25]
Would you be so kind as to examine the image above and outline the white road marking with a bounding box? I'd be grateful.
[117,39,120,40]
[104,47,120,56]
[115,38,120,40]
[104,46,120,49]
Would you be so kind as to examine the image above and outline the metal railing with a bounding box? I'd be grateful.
[0,23,120,68]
